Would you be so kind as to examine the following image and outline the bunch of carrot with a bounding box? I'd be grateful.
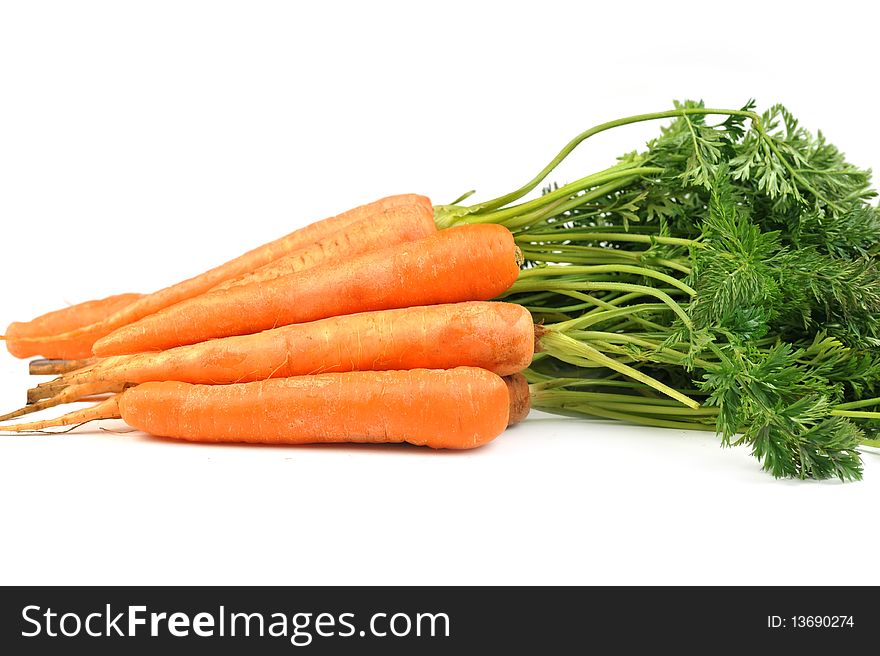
[2,104,719,452]
[11,103,874,478]
[0,106,772,452]
[0,194,539,449]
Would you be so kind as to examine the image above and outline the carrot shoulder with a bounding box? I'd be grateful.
[6,194,433,359]
[94,223,521,356]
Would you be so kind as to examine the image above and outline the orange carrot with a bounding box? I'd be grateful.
[14,301,533,420]
[53,302,535,389]
[503,373,531,426]
[4,293,142,360]
[6,194,433,360]
[0,368,510,450]
[94,224,521,356]
[211,206,436,292]
[8,293,142,337]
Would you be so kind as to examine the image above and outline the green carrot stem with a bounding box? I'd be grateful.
[829,410,880,420]
[516,231,697,248]
[833,397,880,411]
[538,331,700,409]
[534,401,717,431]
[532,291,670,331]
[561,331,713,369]
[525,375,665,394]
[531,389,701,407]
[519,245,644,264]
[550,304,670,332]
[596,401,720,417]
[489,173,657,230]
[651,258,692,275]
[467,107,759,214]
[521,308,573,322]
[578,291,645,310]
[516,264,696,296]
[505,280,692,328]
[512,289,617,311]
[495,174,657,230]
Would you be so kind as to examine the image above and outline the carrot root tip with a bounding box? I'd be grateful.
[0,396,122,433]
[1,423,90,436]
[28,384,57,404]
[0,407,32,423]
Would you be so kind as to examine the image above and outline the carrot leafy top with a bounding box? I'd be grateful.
[456,101,880,480]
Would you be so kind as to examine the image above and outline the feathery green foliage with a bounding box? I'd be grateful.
[448,101,879,480]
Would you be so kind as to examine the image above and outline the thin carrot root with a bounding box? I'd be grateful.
[78,394,124,403]
[503,373,531,426]
[0,382,127,423]
[28,368,105,403]
[28,376,128,405]
[0,396,121,433]
[29,358,97,376]
[28,383,65,405]
[34,375,70,391]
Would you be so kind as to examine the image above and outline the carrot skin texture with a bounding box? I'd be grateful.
[66,302,534,386]
[5,293,143,359]
[118,368,509,449]
[7,194,433,359]
[28,358,98,376]
[213,203,437,291]
[95,224,521,356]
[9,293,142,337]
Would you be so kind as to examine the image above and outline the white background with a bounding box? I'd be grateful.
[1,0,878,585]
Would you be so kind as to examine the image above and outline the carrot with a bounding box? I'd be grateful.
[94,223,521,356]
[44,301,534,392]
[0,368,511,449]
[503,373,531,426]
[12,301,534,418]
[3,293,143,360]
[8,293,143,337]
[211,207,436,292]
[6,194,433,360]
[27,385,55,405]
[28,358,99,376]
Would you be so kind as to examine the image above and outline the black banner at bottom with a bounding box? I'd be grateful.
[0,586,872,653]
